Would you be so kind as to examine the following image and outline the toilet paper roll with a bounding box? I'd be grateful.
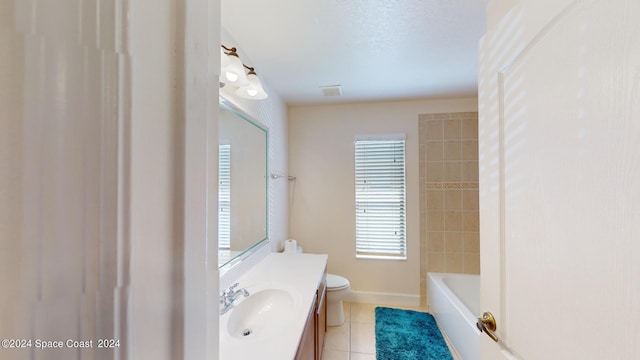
[284,239,297,253]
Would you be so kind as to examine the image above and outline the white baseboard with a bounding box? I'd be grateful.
[345,290,421,306]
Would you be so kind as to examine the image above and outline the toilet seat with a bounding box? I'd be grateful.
[327,274,350,291]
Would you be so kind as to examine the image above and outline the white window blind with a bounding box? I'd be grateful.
[218,144,231,250]
[355,139,406,259]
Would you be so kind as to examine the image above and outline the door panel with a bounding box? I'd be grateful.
[480,0,640,358]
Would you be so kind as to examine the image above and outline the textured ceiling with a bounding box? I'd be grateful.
[222,0,490,105]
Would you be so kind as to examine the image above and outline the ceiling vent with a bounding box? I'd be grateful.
[320,85,342,97]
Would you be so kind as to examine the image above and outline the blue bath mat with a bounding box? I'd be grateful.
[375,307,453,360]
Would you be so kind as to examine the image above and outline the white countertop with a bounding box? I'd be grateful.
[219,252,328,360]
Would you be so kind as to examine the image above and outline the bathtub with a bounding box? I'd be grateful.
[428,272,481,360]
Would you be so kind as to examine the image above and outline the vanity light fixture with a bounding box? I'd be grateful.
[221,45,248,86]
[235,66,268,100]
[221,44,268,100]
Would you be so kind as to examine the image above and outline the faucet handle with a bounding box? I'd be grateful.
[221,283,238,298]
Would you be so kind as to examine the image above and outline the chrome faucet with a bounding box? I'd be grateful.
[220,282,250,314]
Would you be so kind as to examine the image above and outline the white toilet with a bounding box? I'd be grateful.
[326,274,351,326]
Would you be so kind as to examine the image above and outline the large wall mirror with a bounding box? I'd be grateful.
[218,100,268,268]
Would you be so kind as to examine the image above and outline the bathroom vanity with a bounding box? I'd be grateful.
[219,253,328,360]
[295,266,327,360]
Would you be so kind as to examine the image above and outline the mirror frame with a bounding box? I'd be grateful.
[218,97,269,271]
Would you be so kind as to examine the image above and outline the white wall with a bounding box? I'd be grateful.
[130,1,222,358]
[289,98,477,303]
[259,89,290,250]
[129,1,179,357]
[179,2,221,358]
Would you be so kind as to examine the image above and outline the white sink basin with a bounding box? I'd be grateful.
[226,289,294,339]
[219,254,328,360]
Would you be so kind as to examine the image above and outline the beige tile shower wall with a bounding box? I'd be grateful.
[419,112,479,304]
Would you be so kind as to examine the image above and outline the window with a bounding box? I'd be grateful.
[355,138,406,259]
[218,144,231,249]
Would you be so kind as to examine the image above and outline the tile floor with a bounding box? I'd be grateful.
[321,302,459,360]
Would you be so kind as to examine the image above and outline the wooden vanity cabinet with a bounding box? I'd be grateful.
[295,267,327,360]
[295,293,316,360]
[315,270,327,360]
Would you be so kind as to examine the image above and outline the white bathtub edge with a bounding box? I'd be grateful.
[428,272,481,360]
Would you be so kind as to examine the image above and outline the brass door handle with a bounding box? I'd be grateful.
[476,312,499,342]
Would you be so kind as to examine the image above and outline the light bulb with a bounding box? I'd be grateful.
[225,71,238,82]
[220,51,248,86]
[234,69,268,99]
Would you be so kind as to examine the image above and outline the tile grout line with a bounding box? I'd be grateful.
[349,303,353,359]
[349,320,351,359]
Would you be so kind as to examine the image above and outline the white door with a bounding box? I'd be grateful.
[479,0,640,359]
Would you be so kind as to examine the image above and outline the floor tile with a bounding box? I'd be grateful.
[323,302,461,360]
[325,322,350,352]
[350,303,377,324]
[350,321,376,354]
[350,352,376,360]
[342,301,351,320]
[321,349,350,360]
